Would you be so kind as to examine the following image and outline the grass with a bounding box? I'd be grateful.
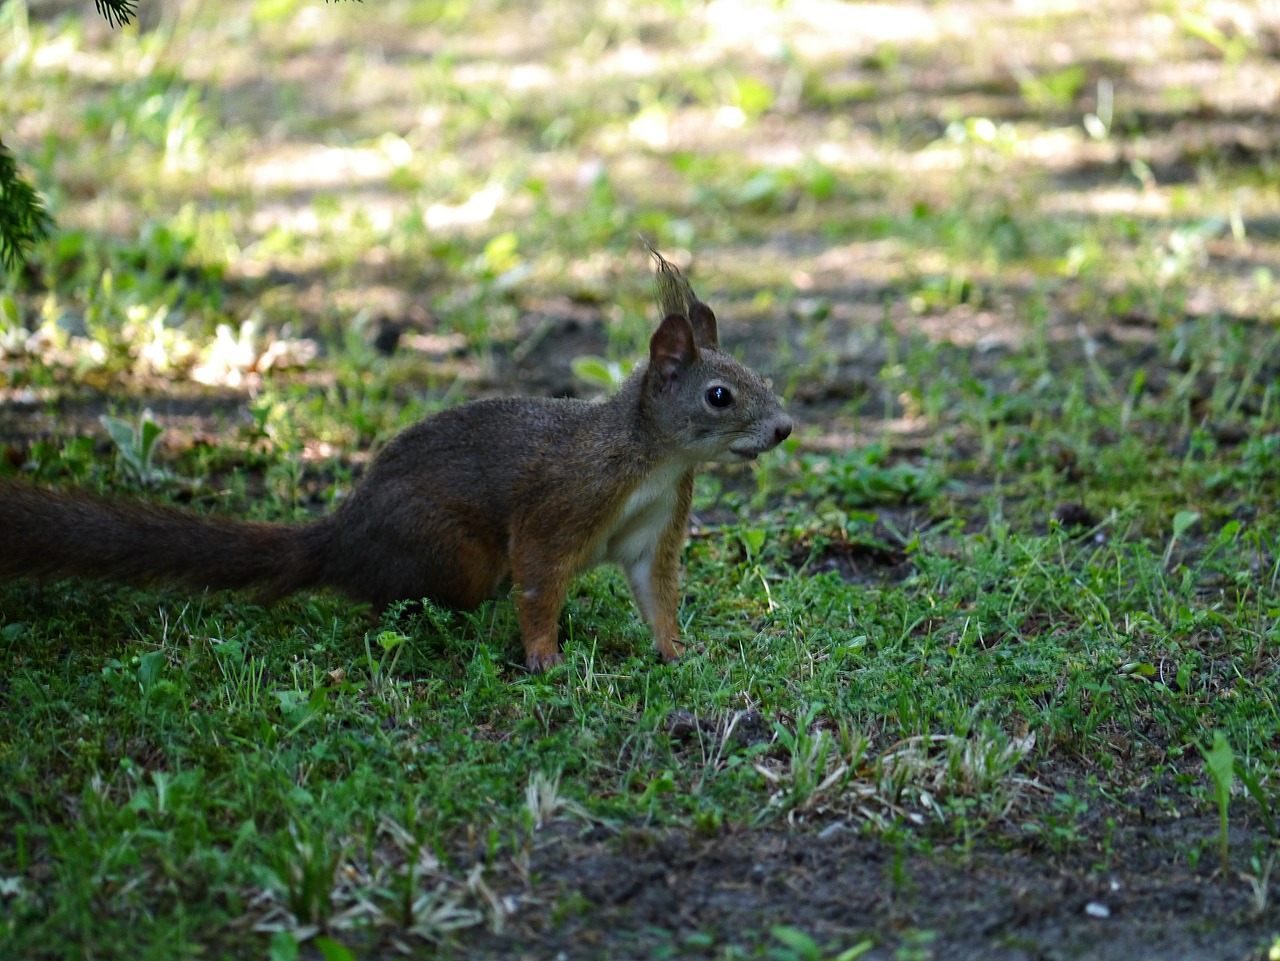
[3,0,1280,957]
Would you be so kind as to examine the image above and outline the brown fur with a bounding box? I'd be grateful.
[0,254,792,671]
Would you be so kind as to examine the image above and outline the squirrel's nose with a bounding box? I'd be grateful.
[773,416,793,445]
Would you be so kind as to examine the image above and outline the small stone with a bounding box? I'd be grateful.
[1084,902,1110,919]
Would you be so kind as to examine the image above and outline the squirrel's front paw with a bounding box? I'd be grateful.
[657,637,686,663]
[526,650,565,673]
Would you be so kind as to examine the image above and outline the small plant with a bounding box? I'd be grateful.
[768,925,874,961]
[268,822,345,927]
[211,639,268,712]
[798,444,947,506]
[100,410,168,486]
[1023,792,1090,854]
[524,771,585,831]
[756,705,867,819]
[1202,732,1234,874]
[1163,509,1201,568]
[364,629,410,704]
[1244,852,1273,916]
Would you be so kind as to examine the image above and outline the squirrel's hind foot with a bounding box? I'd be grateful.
[525,650,565,673]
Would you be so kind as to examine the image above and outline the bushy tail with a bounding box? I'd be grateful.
[0,478,329,602]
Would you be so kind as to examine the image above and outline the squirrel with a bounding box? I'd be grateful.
[0,249,792,671]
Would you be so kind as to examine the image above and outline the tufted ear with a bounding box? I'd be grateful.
[648,313,699,391]
[644,240,720,351]
[687,300,719,350]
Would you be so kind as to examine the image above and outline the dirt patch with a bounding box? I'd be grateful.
[462,818,1274,961]
[788,527,915,586]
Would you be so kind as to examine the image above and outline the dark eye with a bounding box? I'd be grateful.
[705,385,734,409]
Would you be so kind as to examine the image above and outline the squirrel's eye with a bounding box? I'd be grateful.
[705,385,734,409]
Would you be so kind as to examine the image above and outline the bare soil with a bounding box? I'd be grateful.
[459,817,1271,961]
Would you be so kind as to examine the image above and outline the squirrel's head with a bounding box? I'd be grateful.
[641,249,793,464]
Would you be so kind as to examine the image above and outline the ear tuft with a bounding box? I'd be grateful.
[644,242,695,317]
[642,240,719,351]
[648,313,698,389]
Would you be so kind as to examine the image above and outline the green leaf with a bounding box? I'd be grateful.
[1204,732,1234,802]
[733,76,774,118]
[833,941,876,961]
[640,773,675,803]
[313,936,355,961]
[1118,662,1156,677]
[377,630,409,654]
[741,528,766,556]
[1175,661,1193,692]
[571,355,627,391]
[1202,732,1234,873]
[735,170,784,209]
[0,294,18,329]
[1172,510,1200,539]
[253,0,301,23]
[276,688,329,736]
[100,416,139,459]
[480,231,520,275]
[140,418,164,462]
[268,931,299,961]
[1019,65,1086,109]
[137,650,166,691]
[771,925,820,960]
[1234,760,1275,838]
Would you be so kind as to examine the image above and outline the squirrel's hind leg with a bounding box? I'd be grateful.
[508,545,572,673]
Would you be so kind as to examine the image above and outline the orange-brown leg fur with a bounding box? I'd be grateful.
[510,544,574,672]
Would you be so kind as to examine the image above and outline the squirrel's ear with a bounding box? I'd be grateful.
[649,313,699,389]
[647,241,718,347]
[688,301,719,350]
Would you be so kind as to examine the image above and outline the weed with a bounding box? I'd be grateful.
[281,823,352,926]
[1202,732,1235,874]
[100,409,168,487]
[797,444,948,507]
[1244,853,1273,917]
[768,926,875,961]
[754,704,863,819]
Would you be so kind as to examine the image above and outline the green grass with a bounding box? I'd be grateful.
[3,0,1280,957]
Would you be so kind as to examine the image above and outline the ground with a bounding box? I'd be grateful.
[1,1,1278,959]
[469,819,1268,961]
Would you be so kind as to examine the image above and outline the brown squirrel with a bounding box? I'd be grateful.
[0,250,792,671]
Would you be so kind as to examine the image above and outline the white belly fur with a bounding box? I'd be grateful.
[583,460,688,571]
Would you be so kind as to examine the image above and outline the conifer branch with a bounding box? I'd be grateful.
[94,0,137,28]
[0,139,52,276]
